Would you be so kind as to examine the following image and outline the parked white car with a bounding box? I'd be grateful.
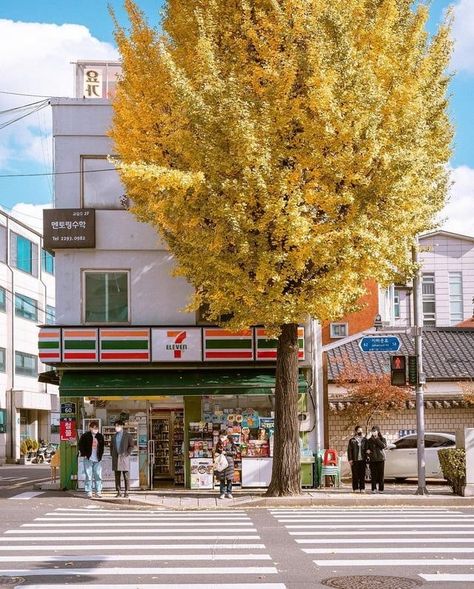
[384,432,455,481]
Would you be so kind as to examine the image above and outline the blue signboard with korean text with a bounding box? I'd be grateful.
[359,336,401,353]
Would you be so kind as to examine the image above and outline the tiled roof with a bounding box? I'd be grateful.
[326,328,474,382]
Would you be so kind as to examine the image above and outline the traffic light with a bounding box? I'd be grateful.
[408,355,418,386]
[391,355,407,386]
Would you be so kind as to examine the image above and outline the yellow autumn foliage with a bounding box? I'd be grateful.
[111,0,452,332]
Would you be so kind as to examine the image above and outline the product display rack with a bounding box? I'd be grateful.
[152,416,171,478]
[172,411,184,485]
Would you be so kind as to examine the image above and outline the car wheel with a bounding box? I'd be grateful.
[394,477,406,483]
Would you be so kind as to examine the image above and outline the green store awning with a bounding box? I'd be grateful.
[59,369,308,398]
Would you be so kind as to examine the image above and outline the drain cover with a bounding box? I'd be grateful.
[322,575,422,589]
[0,578,25,586]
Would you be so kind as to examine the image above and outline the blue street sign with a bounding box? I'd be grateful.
[359,336,401,352]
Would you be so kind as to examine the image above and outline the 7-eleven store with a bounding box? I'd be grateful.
[39,326,311,491]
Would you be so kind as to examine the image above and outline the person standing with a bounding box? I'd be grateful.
[111,420,135,498]
[78,421,104,498]
[347,425,368,493]
[367,425,387,493]
[215,433,237,499]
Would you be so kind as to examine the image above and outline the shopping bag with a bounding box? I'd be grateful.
[214,453,228,472]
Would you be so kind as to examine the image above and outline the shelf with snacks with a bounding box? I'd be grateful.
[172,411,184,485]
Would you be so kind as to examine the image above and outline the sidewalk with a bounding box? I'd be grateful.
[44,482,474,509]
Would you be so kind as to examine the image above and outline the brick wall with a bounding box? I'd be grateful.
[328,407,474,453]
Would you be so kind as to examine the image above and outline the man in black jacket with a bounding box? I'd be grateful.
[347,425,368,492]
[78,421,105,498]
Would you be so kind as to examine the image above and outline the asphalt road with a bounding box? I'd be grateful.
[1,465,474,588]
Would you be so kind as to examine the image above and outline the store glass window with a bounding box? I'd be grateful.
[0,409,6,433]
[330,323,348,338]
[15,293,38,322]
[11,233,37,276]
[46,305,55,325]
[393,292,401,319]
[449,272,463,324]
[0,286,5,312]
[422,273,436,327]
[84,271,129,323]
[41,249,55,275]
[0,224,6,264]
[0,348,5,372]
[81,156,124,209]
[15,351,38,377]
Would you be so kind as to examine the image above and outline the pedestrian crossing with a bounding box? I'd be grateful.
[271,508,474,584]
[1,507,285,589]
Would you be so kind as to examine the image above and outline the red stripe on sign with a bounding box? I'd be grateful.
[101,352,150,360]
[205,351,253,359]
[39,353,61,359]
[64,352,97,360]
[298,351,305,359]
[257,351,277,359]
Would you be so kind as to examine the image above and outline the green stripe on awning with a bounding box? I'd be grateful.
[101,341,149,350]
[65,341,96,350]
[39,341,60,349]
[205,340,252,349]
[59,369,308,397]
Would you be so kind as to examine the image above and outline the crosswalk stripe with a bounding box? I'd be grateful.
[419,574,474,582]
[0,566,279,576]
[54,508,248,514]
[37,517,252,522]
[270,510,456,514]
[2,534,261,540]
[8,492,44,500]
[291,530,474,536]
[0,543,266,551]
[22,523,255,528]
[304,547,474,554]
[313,559,474,567]
[16,585,287,589]
[0,554,272,563]
[296,537,474,544]
[275,517,474,522]
[286,523,474,529]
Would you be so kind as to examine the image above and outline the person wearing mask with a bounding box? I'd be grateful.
[215,433,237,499]
[347,425,368,493]
[366,425,387,493]
[78,421,104,499]
[111,419,135,498]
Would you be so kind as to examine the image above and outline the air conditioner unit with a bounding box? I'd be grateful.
[298,412,312,432]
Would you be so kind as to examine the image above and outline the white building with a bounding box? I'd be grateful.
[0,210,58,463]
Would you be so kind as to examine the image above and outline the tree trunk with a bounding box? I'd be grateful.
[266,323,302,496]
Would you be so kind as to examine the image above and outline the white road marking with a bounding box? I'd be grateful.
[22,522,255,528]
[8,492,43,500]
[36,516,252,522]
[304,547,474,554]
[297,537,474,544]
[0,566,279,576]
[0,543,266,551]
[419,574,474,582]
[1,534,261,541]
[287,523,474,529]
[275,516,474,521]
[16,585,287,589]
[313,558,474,567]
[0,554,272,562]
[54,508,248,514]
[291,530,474,536]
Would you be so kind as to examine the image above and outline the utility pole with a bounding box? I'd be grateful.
[413,242,428,495]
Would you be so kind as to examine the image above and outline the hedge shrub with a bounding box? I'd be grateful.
[439,448,465,496]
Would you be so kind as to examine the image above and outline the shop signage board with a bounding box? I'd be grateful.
[359,336,401,352]
[60,417,77,441]
[38,329,61,363]
[83,68,103,98]
[60,402,76,415]
[203,329,254,361]
[43,209,96,250]
[62,329,98,362]
[152,328,202,362]
[100,328,151,362]
[255,327,305,361]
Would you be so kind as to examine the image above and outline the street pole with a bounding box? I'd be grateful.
[413,242,428,495]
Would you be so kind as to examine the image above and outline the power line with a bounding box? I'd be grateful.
[0,168,117,179]
[0,90,57,98]
[0,101,49,131]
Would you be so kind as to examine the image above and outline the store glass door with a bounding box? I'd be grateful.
[149,410,184,487]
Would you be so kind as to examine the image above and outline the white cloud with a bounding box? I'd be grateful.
[452,0,474,74]
[0,19,118,171]
[440,165,474,237]
[0,202,50,233]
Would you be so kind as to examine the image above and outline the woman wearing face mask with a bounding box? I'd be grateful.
[215,433,237,499]
[366,425,387,493]
[111,420,135,498]
[78,421,105,498]
[347,425,368,493]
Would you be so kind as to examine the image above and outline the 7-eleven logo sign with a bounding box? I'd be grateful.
[166,331,188,359]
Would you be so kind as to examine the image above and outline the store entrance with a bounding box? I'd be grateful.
[149,408,184,488]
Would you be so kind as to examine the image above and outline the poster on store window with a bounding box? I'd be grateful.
[60,417,77,441]
[152,328,203,362]
[190,458,214,489]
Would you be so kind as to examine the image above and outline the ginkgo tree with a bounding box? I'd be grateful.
[111,0,452,496]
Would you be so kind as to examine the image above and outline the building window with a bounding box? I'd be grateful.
[0,224,6,264]
[84,271,129,323]
[330,323,348,338]
[46,305,55,325]
[422,273,436,327]
[0,348,5,372]
[15,293,38,322]
[11,233,38,276]
[393,292,401,319]
[15,351,38,378]
[0,287,5,312]
[449,272,463,324]
[81,156,124,209]
[41,249,55,275]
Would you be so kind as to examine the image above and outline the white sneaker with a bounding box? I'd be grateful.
[95,492,103,498]
[86,492,93,498]
[226,493,233,499]
[219,494,226,499]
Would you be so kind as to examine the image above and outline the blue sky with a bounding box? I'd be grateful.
[0,0,472,233]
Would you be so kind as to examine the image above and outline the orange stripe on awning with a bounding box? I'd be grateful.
[39,331,60,338]
[205,329,252,337]
[63,330,97,338]
[100,330,149,337]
